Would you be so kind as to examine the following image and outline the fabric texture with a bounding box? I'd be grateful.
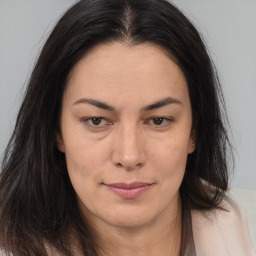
[191,192,256,256]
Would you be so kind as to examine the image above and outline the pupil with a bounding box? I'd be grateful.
[92,117,102,125]
[153,117,163,125]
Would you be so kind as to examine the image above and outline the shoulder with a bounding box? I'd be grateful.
[191,192,256,256]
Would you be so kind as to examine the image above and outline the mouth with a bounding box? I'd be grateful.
[103,182,154,199]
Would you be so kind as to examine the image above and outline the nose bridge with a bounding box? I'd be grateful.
[111,121,146,170]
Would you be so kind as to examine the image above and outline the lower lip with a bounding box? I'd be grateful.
[106,185,152,199]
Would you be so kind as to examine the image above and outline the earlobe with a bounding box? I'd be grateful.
[187,130,196,154]
[56,132,65,153]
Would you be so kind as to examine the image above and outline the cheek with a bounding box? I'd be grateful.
[65,142,102,178]
[63,135,112,193]
[64,145,100,207]
[62,120,106,170]
[152,134,190,163]
[148,133,190,182]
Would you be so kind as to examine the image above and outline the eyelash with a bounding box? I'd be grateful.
[81,116,174,129]
[81,117,112,128]
[147,117,174,127]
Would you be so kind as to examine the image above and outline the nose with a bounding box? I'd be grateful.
[111,123,146,171]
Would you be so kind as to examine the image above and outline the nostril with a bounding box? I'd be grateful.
[116,163,123,168]
[115,161,144,171]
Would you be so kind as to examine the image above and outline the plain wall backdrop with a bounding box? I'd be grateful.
[0,0,256,189]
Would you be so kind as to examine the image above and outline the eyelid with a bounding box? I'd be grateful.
[80,116,174,130]
[81,117,112,128]
[146,116,174,127]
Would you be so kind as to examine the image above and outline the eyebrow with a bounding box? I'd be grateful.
[72,98,115,111]
[72,97,182,112]
[141,97,182,112]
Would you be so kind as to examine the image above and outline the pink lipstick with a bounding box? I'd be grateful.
[105,182,153,199]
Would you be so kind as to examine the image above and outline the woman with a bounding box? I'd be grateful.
[0,0,254,255]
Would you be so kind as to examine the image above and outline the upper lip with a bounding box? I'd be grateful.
[105,182,153,189]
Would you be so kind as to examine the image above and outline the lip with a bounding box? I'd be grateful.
[104,182,153,199]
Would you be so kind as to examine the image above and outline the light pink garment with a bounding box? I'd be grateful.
[191,193,256,256]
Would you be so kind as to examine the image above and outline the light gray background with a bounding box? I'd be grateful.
[0,0,255,190]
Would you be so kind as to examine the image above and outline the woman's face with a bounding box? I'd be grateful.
[57,42,195,229]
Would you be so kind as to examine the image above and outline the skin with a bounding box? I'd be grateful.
[57,41,195,256]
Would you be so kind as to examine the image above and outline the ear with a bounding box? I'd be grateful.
[187,129,196,154]
[56,132,65,153]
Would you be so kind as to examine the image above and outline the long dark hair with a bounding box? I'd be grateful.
[0,0,232,255]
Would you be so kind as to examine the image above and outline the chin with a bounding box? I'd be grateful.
[107,217,153,229]
[103,207,159,229]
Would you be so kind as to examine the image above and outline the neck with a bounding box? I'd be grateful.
[92,196,182,256]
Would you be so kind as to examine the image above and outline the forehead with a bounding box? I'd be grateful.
[65,42,189,105]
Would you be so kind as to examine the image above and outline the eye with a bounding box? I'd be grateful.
[82,117,111,128]
[148,117,174,127]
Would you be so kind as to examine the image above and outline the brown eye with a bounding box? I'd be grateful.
[82,117,111,128]
[91,117,103,126]
[152,117,164,125]
[148,117,174,128]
